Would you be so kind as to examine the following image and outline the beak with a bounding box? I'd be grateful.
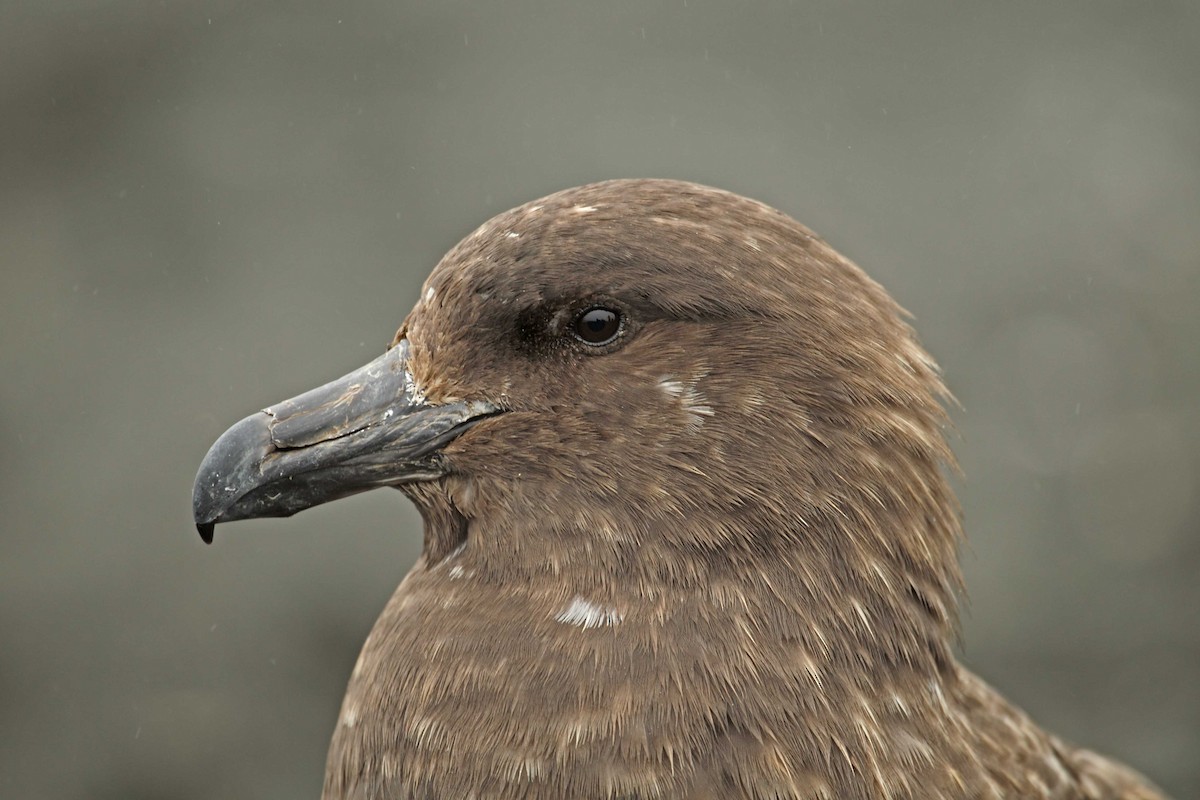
[192,340,499,544]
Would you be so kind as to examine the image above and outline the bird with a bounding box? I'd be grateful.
[193,179,1167,799]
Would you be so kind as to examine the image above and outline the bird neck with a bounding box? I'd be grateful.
[408,474,961,689]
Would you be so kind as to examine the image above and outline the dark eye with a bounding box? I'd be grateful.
[572,306,622,346]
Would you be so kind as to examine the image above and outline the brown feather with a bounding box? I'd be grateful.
[300,180,1166,799]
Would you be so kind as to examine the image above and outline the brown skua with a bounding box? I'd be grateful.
[194,179,1167,799]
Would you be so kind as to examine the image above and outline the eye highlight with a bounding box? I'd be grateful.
[572,306,622,346]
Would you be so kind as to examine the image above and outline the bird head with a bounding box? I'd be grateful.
[194,179,960,636]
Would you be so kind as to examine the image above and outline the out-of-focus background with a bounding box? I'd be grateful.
[2,2,1196,797]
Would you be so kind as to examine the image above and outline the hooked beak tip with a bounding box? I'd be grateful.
[190,341,504,542]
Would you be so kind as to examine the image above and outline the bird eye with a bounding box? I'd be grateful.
[572,307,622,346]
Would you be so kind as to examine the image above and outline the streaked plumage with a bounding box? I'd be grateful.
[195,179,1167,799]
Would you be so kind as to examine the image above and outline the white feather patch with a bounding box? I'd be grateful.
[555,596,623,629]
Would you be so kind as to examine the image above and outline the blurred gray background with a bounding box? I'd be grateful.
[2,1,1197,797]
